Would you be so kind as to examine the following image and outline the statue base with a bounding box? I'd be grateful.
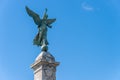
[31,51,60,80]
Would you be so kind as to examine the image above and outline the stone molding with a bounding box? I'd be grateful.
[31,51,60,80]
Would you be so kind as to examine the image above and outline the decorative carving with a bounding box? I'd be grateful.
[43,64,56,80]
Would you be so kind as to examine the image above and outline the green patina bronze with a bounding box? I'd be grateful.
[25,6,56,51]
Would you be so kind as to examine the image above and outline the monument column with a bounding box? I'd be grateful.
[31,51,59,80]
[25,6,59,80]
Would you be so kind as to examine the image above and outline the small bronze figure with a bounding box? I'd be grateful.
[26,6,56,51]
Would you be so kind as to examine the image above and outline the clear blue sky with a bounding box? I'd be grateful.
[0,0,120,80]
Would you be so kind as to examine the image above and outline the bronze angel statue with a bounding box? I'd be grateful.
[25,6,56,51]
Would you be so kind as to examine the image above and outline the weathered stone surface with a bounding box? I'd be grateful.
[31,51,59,80]
[35,51,55,63]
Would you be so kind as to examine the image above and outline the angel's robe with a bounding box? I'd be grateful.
[33,20,48,46]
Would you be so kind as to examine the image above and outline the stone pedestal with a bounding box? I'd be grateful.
[31,51,59,80]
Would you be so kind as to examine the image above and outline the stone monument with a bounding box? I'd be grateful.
[25,6,60,80]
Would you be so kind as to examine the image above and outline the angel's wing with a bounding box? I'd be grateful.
[26,6,41,25]
[46,19,56,25]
